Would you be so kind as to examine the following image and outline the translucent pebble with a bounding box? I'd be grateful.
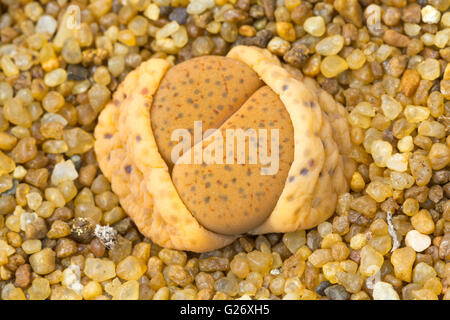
[267,37,291,56]
[63,128,95,156]
[1,284,26,300]
[42,140,69,154]
[350,233,367,250]
[144,3,160,20]
[390,172,414,191]
[317,221,333,237]
[421,5,441,24]
[0,56,19,77]
[373,282,400,300]
[0,150,16,175]
[308,249,332,268]
[282,230,306,254]
[156,21,180,40]
[116,256,147,281]
[366,180,392,202]
[405,230,431,253]
[346,49,366,70]
[186,0,215,15]
[26,192,43,210]
[370,140,392,167]
[359,245,383,277]
[320,55,348,78]
[29,277,51,300]
[51,160,79,186]
[44,68,67,87]
[397,136,413,153]
[303,16,326,37]
[36,15,57,38]
[4,98,32,128]
[417,120,445,139]
[20,212,37,232]
[413,262,436,285]
[404,23,421,37]
[84,258,116,282]
[61,38,82,64]
[315,35,344,56]
[404,105,430,123]
[82,281,103,300]
[417,59,440,80]
[29,248,56,275]
[386,153,408,172]
[42,91,65,113]
[0,81,13,104]
[215,277,239,296]
[434,29,449,48]
[22,239,42,255]
[246,251,273,274]
[45,188,66,207]
[428,143,450,170]
[376,44,393,62]
[172,26,188,48]
[0,239,15,257]
[409,153,432,187]
[381,95,402,120]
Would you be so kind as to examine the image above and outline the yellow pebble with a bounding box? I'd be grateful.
[320,55,348,78]
[411,209,435,235]
[391,247,416,282]
[276,22,296,42]
[82,281,103,300]
[350,172,365,192]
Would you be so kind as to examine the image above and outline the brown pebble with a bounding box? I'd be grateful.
[401,69,421,97]
[90,237,106,257]
[14,264,31,288]
[334,0,363,28]
[70,217,95,244]
[383,30,410,48]
[11,137,38,164]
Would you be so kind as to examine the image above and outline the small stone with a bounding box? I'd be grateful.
[70,217,95,244]
[373,281,400,300]
[391,247,416,282]
[67,65,88,81]
[383,30,410,48]
[334,0,363,27]
[303,16,325,37]
[413,262,436,285]
[116,256,147,281]
[36,15,57,38]
[315,280,332,296]
[51,160,79,186]
[411,209,435,234]
[421,5,441,24]
[324,284,350,300]
[405,230,431,253]
[84,257,116,282]
[29,248,56,275]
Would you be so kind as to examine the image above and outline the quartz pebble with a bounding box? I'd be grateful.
[51,160,79,186]
[405,230,431,253]
[372,281,400,300]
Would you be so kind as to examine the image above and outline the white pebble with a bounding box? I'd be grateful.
[421,5,441,24]
[373,282,400,300]
[36,15,57,38]
[186,0,215,15]
[51,160,79,186]
[20,212,38,232]
[41,113,68,126]
[13,165,27,179]
[405,230,431,252]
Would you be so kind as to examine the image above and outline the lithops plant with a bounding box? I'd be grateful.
[94,46,356,252]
